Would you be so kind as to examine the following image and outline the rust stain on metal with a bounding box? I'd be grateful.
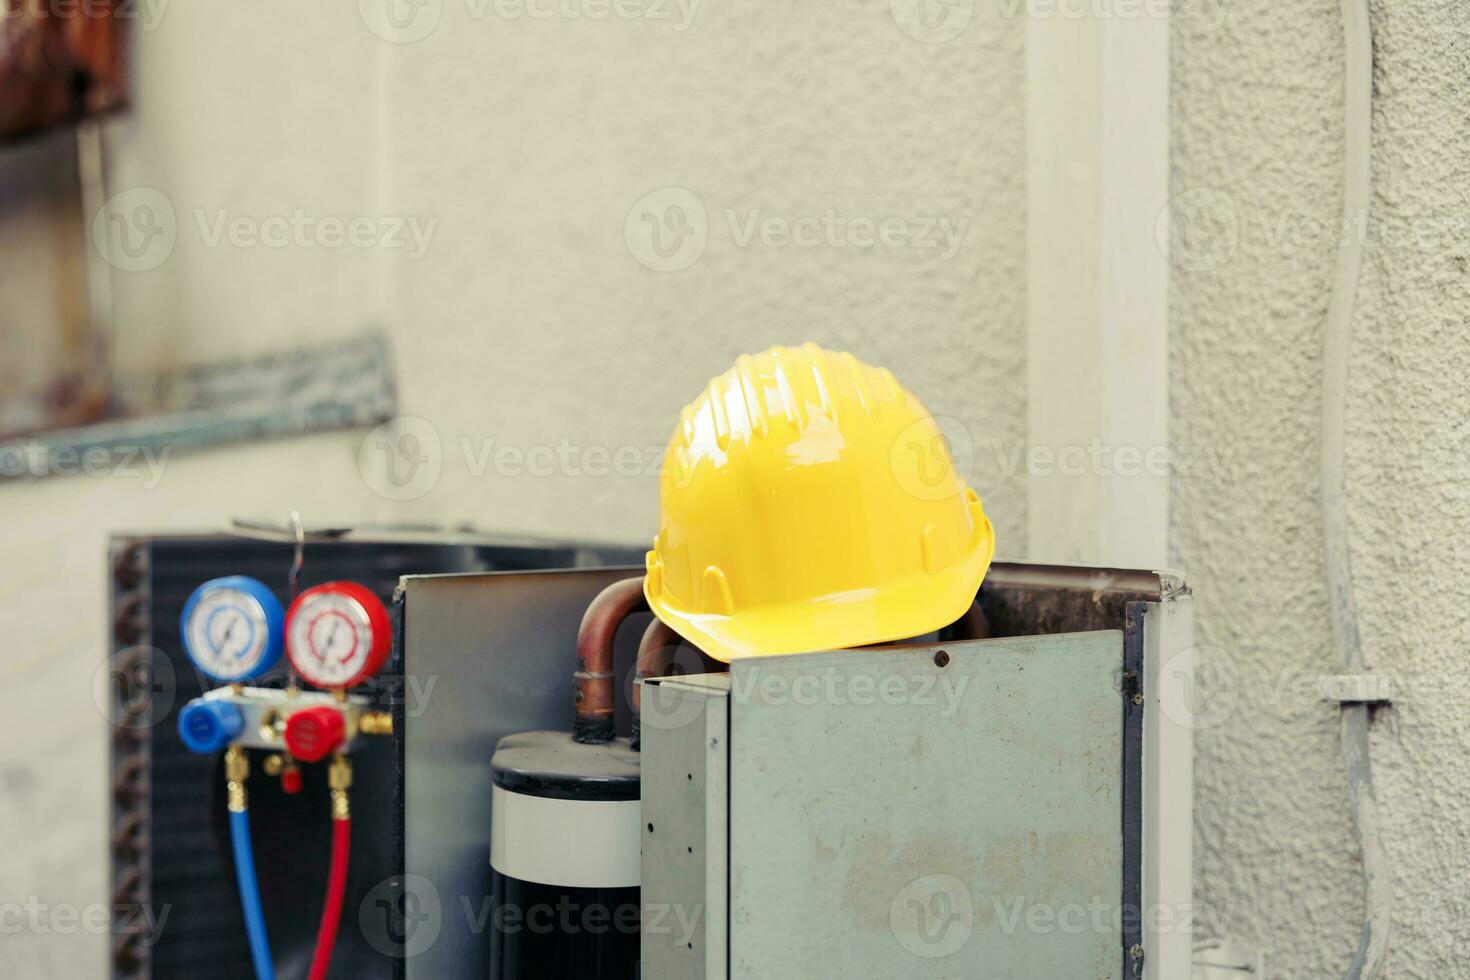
[1,0,128,142]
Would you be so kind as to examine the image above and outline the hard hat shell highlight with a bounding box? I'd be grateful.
[644,343,996,662]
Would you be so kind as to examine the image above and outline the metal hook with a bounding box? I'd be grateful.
[288,510,305,601]
[286,511,305,692]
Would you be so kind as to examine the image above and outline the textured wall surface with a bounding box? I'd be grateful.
[1172,1,1470,976]
[14,0,1466,975]
[379,0,1027,544]
[0,3,1026,975]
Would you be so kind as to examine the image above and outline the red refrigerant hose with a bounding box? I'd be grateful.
[308,756,353,980]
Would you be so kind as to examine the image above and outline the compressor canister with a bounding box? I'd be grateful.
[488,730,641,980]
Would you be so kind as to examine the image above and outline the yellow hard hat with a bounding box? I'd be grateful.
[644,343,996,662]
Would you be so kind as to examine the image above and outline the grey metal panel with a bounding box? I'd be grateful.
[641,676,730,980]
[726,633,1125,980]
[401,566,645,980]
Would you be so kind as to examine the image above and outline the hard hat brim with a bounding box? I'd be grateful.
[644,512,996,663]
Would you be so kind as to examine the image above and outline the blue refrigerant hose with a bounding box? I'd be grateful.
[230,804,276,980]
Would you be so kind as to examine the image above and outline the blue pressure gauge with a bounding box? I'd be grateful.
[180,576,285,682]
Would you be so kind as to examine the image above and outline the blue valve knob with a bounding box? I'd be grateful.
[177,699,245,754]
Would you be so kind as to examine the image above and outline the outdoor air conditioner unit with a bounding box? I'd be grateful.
[396,561,1194,980]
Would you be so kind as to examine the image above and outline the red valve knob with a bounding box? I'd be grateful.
[285,706,346,763]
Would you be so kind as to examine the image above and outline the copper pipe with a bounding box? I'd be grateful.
[631,618,685,748]
[573,577,647,744]
[634,618,684,712]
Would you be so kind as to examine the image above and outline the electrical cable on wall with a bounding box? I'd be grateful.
[1321,0,1392,975]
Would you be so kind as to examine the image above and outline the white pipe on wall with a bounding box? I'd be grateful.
[1025,3,1171,570]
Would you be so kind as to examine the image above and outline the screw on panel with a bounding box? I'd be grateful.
[934,650,950,668]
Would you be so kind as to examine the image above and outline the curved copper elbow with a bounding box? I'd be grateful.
[633,617,684,711]
[573,577,648,744]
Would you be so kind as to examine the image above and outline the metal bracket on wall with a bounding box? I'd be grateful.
[0,333,395,482]
[1320,674,1396,706]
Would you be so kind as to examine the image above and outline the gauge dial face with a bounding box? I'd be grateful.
[183,584,275,681]
[286,583,390,689]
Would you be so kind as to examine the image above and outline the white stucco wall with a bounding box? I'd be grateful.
[1173,1,1470,976]
[0,3,1027,975]
[7,0,1467,976]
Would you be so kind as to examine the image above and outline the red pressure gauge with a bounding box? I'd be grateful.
[285,581,391,690]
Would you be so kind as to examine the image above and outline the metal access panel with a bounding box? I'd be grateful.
[397,566,653,980]
[642,565,1194,980]
[644,634,1124,978]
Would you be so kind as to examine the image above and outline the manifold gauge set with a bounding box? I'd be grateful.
[175,574,394,980]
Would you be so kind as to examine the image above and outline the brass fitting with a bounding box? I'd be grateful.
[224,746,249,813]
[328,755,352,821]
[261,754,284,777]
[358,710,394,737]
